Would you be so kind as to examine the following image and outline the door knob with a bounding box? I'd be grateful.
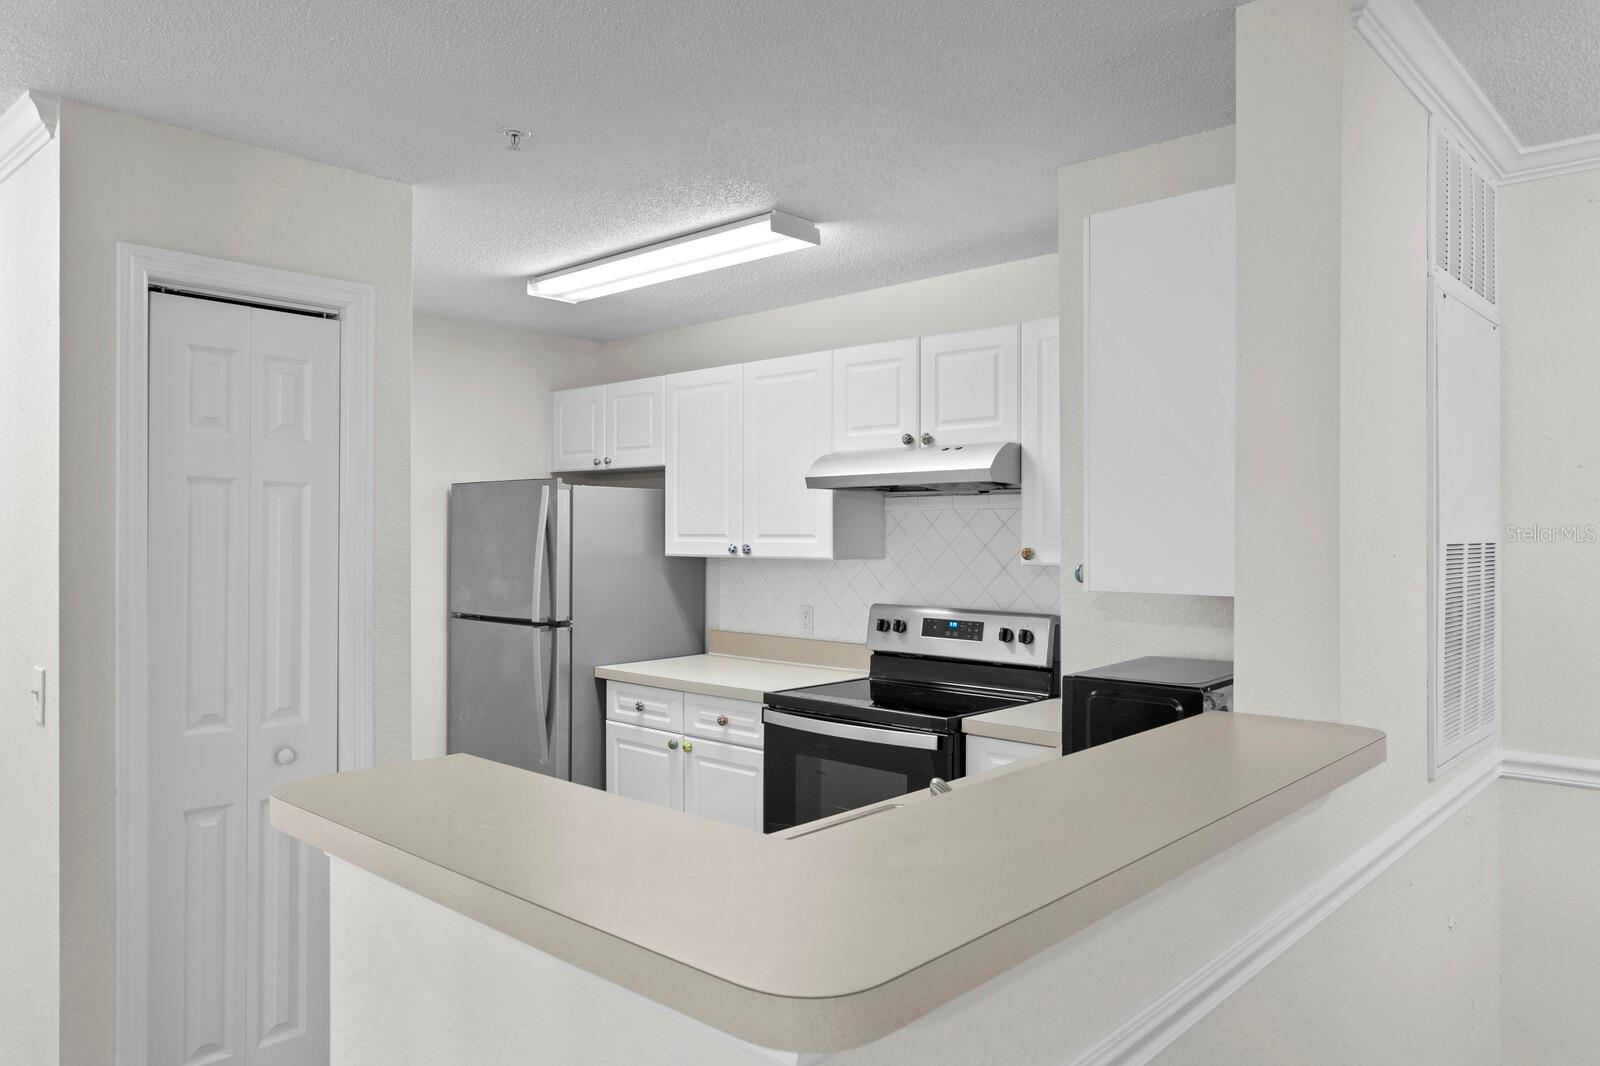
[603,456,612,465]
[728,544,738,555]
[920,432,933,446]
[634,700,644,712]
[275,746,297,766]
[901,432,915,446]
[682,740,693,753]
[742,544,751,555]
[668,738,679,750]
[716,714,729,726]
[1021,547,1036,561]
[592,458,601,466]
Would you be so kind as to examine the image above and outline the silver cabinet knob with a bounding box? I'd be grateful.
[900,432,915,447]
[728,543,738,555]
[668,738,679,750]
[592,458,601,466]
[634,699,644,712]
[741,544,751,555]
[682,739,693,753]
[716,714,729,726]
[920,432,933,446]
[603,456,612,465]
[275,746,297,766]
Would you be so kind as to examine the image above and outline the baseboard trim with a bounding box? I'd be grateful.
[1069,745,1567,1066]
[1498,750,1600,790]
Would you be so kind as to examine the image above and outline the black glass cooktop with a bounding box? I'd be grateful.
[763,677,1023,732]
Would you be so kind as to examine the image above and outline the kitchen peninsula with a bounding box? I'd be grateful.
[272,712,1384,1061]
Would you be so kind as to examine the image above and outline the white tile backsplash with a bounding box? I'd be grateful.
[708,495,1061,642]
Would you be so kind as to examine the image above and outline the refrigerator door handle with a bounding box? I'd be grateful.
[531,483,551,622]
[548,626,567,771]
[529,625,547,764]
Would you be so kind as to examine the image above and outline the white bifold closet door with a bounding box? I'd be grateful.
[146,291,339,1066]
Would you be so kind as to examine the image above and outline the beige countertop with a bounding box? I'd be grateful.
[963,698,1063,747]
[594,652,862,702]
[272,713,1383,1052]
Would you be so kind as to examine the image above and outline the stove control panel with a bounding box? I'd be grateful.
[868,604,1058,667]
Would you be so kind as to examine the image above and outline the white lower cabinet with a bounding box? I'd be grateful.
[605,682,764,830]
[682,737,764,832]
[605,720,684,811]
[965,734,1055,775]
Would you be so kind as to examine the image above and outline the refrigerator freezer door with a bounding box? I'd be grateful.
[449,479,561,621]
[568,486,705,788]
[448,617,568,779]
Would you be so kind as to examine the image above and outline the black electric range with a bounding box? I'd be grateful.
[761,603,1060,833]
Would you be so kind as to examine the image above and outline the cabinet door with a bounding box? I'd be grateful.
[965,734,1055,775]
[682,736,763,831]
[664,365,743,557]
[1084,184,1235,596]
[831,338,919,452]
[742,351,834,559]
[551,384,606,472]
[605,721,683,811]
[604,376,666,469]
[918,325,1020,447]
[1019,318,1062,566]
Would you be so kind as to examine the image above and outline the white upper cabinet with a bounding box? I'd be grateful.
[665,364,744,557]
[552,378,666,471]
[918,324,1020,447]
[1019,318,1062,567]
[830,338,920,452]
[551,384,605,471]
[742,351,836,559]
[604,376,666,469]
[1083,184,1236,596]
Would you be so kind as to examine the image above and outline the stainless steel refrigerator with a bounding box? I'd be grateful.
[448,480,704,787]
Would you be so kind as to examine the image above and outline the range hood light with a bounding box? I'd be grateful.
[527,211,820,303]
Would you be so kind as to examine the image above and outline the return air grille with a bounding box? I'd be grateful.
[1437,541,1497,764]
[1434,126,1497,306]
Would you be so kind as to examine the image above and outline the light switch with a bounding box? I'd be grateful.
[30,666,45,725]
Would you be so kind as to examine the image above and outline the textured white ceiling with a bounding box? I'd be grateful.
[1418,0,1600,148]
[2,0,1245,340]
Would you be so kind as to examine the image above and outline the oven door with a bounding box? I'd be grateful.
[762,709,955,834]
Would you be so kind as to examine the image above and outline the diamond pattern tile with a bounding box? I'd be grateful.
[708,495,1062,642]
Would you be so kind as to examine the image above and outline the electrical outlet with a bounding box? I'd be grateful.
[30,666,45,726]
[799,604,815,636]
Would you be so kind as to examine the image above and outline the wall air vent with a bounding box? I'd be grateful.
[1437,542,1497,761]
[1433,122,1497,308]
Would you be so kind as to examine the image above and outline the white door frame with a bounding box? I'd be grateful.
[114,242,376,1066]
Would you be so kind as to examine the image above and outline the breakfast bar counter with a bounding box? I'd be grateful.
[272,712,1384,1054]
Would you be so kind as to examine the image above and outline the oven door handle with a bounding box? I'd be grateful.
[762,709,941,750]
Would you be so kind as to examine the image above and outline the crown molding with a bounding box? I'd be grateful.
[1350,0,1600,185]
[0,91,60,185]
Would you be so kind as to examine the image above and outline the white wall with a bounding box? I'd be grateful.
[55,101,413,1064]
[1499,167,1600,761]
[1056,126,1237,674]
[596,253,1058,382]
[411,313,599,758]
[0,136,60,1066]
[1233,0,1347,722]
[709,495,1060,642]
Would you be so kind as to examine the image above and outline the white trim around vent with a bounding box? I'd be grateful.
[1067,747,1598,1066]
[0,91,59,185]
[1351,0,1600,184]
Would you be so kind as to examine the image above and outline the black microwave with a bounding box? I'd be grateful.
[1063,657,1233,754]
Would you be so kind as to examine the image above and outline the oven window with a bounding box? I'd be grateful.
[763,716,952,833]
[794,755,912,825]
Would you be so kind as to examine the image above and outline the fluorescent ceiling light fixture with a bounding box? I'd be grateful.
[527,211,821,303]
